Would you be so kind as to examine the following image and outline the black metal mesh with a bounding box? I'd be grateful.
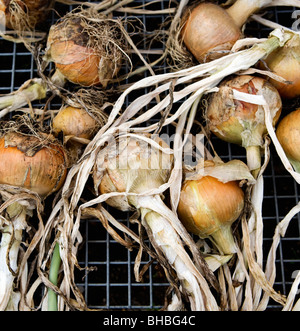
[1,0,300,311]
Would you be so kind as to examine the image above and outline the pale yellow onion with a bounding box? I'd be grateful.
[206,75,282,178]
[178,161,245,255]
[276,108,300,173]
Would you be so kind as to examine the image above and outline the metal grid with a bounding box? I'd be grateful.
[0,0,300,311]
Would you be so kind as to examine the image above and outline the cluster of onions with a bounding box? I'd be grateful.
[0,7,127,117]
[96,133,218,311]
[44,8,125,88]
[178,160,249,255]
[260,34,300,99]
[276,108,300,173]
[181,0,300,63]
[0,130,68,310]
[0,0,54,30]
[206,75,282,178]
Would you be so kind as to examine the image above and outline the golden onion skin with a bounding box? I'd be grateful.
[182,2,241,62]
[178,176,244,239]
[207,75,282,146]
[276,108,300,168]
[0,132,68,197]
[52,106,98,140]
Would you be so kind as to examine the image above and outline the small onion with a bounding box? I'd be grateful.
[52,105,100,165]
[261,34,300,99]
[206,75,282,177]
[52,106,98,140]
[178,161,245,255]
[0,131,68,197]
[46,12,124,87]
[0,0,54,29]
[276,108,300,173]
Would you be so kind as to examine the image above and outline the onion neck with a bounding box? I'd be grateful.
[241,128,263,179]
[51,69,67,88]
[246,145,261,179]
[209,224,237,255]
[226,0,272,28]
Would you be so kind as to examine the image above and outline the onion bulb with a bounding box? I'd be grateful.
[177,160,245,255]
[276,108,300,173]
[261,34,300,99]
[97,133,218,311]
[52,106,99,141]
[0,130,67,310]
[207,75,282,178]
[45,9,125,87]
[181,0,294,62]
[0,0,54,30]
[52,105,100,165]
[0,131,68,196]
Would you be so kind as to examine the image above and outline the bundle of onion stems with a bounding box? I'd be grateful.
[35,28,300,311]
[0,118,68,311]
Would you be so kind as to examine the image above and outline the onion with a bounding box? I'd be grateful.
[276,108,300,173]
[45,9,125,87]
[206,75,282,178]
[178,160,245,255]
[261,34,300,99]
[0,0,54,30]
[181,0,299,63]
[0,130,68,310]
[0,131,67,196]
[52,105,100,165]
[52,105,99,141]
[97,133,219,311]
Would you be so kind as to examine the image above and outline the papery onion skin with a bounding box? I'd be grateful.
[46,16,122,87]
[276,108,300,172]
[207,75,282,146]
[263,35,300,99]
[52,106,98,140]
[98,134,172,211]
[0,0,54,29]
[182,2,241,62]
[0,132,68,197]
